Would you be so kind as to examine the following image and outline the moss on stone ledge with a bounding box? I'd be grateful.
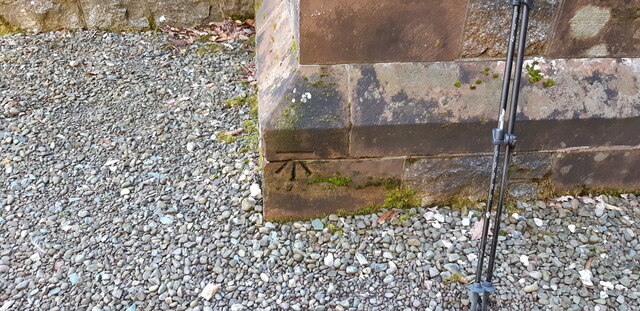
[0,15,22,36]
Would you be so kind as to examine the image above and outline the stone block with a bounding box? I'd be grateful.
[299,0,467,64]
[263,158,405,220]
[260,65,351,161]
[552,148,640,191]
[462,0,561,58]
[349,59,640,157]
[0,0,84,30]
[549,1,640,58]
[403,152,554,205]
[403,155,494,205]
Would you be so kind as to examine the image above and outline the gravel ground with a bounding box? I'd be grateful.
[1,31,640,311]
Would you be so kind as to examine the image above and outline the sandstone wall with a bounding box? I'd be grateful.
[0,0,254,31]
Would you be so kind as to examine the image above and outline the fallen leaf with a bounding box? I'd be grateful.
[85,71,99,76]
[556,195,574,202]
[580,196,596,204]
[167,38,192,48]
[470,219,485,240]
[585,257,594,269]
[226,129,243,136]
[377,210,399,224]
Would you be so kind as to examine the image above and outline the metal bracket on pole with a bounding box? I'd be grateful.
[492,128,517,146]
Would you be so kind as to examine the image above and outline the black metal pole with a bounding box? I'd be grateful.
[484,0,532,292]
[468,1,533,310]
[468,3,521,310]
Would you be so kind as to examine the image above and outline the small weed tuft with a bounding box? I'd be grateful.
[382,187,420,209]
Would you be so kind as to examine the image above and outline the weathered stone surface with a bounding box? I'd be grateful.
[403,152,553,205]
[263,158,405,219]
[549,1,640,58]
[265,148,640,219]
[257,0,351,162]
[404,156,494,205]
[260,65,351,161]
[299,0,467,64]
[552,148,640,191]
[349,58,640,157]
[462,0,561,58]
[0,0,84,30]
[0,0,254,31]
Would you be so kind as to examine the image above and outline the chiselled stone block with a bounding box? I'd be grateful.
[552,148,640,191]
[549,1,640,58]
[263,158,405,220]
[462,0,561,58]
[403,152,554,206]
[299,0,468,64]
[349,59,640,157]
[260,65,351,161]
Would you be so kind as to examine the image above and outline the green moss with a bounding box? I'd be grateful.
[573,185,640,197]
[493,73,500,78]
[542,78,555,88]
[352,177,401,190]
[243,120,258,133]
[196,43,220,56]
[475,79,482,84]
[308,174,351,187]
[230,13,255,21]
[454,81,461,88]
[381,187,420,209]
[0,15,22,36]
[309,79,334,88]
[336,203,382,217]
[443,195,483,212]
[226,95,258,119]
[254,0,263,12]
[485,67,491,72]
[197,34,213,43]
[146,15,159,33]
[443,273,466,284]
[526,61,543,83]
[216,132,238,143]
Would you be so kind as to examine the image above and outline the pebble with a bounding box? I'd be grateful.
[311,219,324,230]
[160,215,174,225]
[529,271,542,280]
[15,280,29,290]
[523,283,539,293]
[241,198,254,212]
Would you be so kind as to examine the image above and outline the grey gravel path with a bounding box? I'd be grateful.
[1,31,640,311]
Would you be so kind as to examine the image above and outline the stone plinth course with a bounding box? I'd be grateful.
[257,0,640,219]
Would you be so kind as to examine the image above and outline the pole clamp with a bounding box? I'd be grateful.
[511,0,534,8]
[468,282,497,294]
[492,128,517,146]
